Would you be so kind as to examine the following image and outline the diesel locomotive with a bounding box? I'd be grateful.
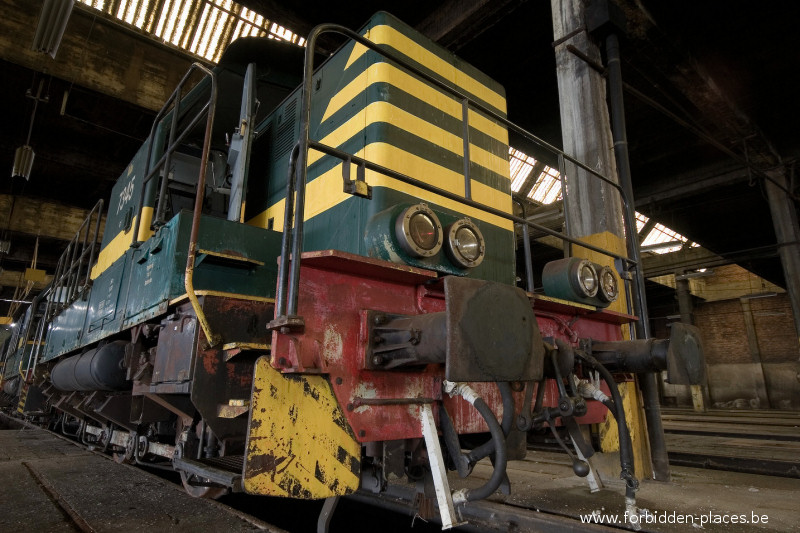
[0,12,704,529]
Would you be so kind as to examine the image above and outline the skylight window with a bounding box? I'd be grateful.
[508,147,563,205]
[509,147,536,192]
[76,0,304,63]
[510,147,695,253]
[528,165,562,204]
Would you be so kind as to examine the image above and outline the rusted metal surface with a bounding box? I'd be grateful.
[270,253,533,441]
[243,357,360,498]
[270,253,629,439]
[152,303,197,387]
[444,276,543,382]
[190,295,274,440]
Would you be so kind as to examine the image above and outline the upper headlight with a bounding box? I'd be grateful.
[445,218,485,268]
[597,265,619,303]
[395,203,443,257]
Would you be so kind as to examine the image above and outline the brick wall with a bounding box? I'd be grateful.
[693,299,752,364]
[692,294,797,364]
[750,295,798,363]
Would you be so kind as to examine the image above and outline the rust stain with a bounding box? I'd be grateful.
[246,452,295,482]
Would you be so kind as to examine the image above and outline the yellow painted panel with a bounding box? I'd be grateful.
[90,207,154,280]
[310,101,508,178]
[248,144,514,232]
[321,63,508,145]
[345,24,506,114]
[244,357,360,498]
[23,268,47,283]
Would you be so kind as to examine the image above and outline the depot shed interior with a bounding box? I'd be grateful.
[0,0,798,464]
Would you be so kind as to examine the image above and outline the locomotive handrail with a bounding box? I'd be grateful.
[273,23,645,327]
[127,62,221,346]
[183,67,221,347]
[41,199,104,319]
[26,199,103,380]
[132,63,217,245]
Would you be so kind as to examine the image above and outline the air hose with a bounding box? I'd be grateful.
[465,381,513,463]
[575,350,639,500]
[443,381,507,504]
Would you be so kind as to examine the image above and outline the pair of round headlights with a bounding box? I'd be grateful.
[395,204,485,269]
[573,259,619,304]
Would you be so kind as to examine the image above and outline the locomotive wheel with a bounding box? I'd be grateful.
[113,433,136,464]
[179,471,228,500]
[174,417,227,499]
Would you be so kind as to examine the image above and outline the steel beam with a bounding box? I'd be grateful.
[764,169,800,356]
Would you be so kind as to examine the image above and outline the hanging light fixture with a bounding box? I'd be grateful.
[32,0,74,59]
[12,146,35,181]
[12,79,48,181]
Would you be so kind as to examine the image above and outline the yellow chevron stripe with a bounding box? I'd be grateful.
[311,101,508,178]
[247,144,513,232]
[320,62,508,145]
[90,207,154,280]
[344,24,506,114]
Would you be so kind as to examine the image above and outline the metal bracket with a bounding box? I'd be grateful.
[342,156,372,199]
[266,314,305,333]
[420,403,464,530]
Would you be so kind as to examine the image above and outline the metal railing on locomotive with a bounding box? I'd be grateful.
[130,63,221,347]
[270,23,647,333]
[25,199,104,379]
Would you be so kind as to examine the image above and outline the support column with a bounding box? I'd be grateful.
[676,278,706,412]
[740,297,773,408]
[551,0,622,238]
[551,0,656,481]
[764,169,800,358]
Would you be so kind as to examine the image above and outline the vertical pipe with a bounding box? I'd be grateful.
[522,223,535,292]
[557,153,572,258]
[606,31,669,481]
[274,145,299,319]
[514,198,535,292]
[675,278,693,325]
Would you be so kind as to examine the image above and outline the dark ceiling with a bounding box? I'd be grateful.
[0,0,798,311]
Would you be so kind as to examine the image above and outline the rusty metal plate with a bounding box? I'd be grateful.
[243,357,360,498]
[444,277,544,382]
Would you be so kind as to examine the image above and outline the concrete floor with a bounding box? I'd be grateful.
[456,451,800,532]
[0,424,284,532]
[1,417,797,532]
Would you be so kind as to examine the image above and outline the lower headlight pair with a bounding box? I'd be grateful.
[395,203,485,268]
[542,257,619,306]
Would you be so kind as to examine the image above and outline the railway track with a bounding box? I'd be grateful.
[1,412,616,533]
[660,408,800,478]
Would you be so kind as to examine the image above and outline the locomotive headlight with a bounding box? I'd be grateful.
[575,259,599,298]
[597,265,619,303]
[396,204,443,257]
[445,218,485,268]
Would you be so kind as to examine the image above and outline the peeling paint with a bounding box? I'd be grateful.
[322,326,343,365]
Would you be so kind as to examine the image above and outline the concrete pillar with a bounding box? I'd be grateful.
[675,278,694,326]
[676,277,707,412]
[764,169,800,358]
[740,297,773,408]
[551,0,623,238]
[551,0,656,481]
